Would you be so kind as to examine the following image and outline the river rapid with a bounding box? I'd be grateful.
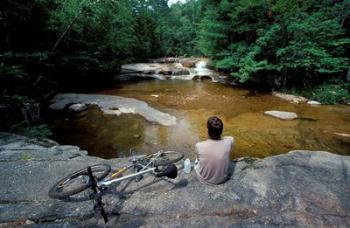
[50,61,350,159]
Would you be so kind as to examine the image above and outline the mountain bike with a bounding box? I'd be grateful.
[48,150,184,222]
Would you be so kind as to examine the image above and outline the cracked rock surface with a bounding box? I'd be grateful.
[0,133,349,227]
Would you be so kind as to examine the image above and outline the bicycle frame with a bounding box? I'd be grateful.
[96,150,164,187]
[83,150,180,223]
[99,167,156,186]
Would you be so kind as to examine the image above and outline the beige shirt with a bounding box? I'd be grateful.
[195,136,234,184]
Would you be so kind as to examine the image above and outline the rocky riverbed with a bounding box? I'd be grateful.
[0,133,349,227]
[117,58,225,82]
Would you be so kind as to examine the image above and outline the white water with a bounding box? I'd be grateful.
[120,58,221,81]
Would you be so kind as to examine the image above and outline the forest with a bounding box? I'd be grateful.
[0,0,350,132]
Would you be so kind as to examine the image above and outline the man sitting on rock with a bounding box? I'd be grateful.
[195,116,234,185]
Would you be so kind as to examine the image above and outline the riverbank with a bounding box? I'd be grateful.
[1,133,349,227]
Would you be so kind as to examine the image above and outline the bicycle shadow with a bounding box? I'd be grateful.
[63,161,236,205]
[101,167,189,225]
[99,161,240,227]
[63,164,192,226]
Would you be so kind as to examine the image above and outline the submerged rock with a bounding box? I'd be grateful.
[264,110,298,120]
[272,92,308,104]
[0,133,349,227]
[322,129,350,143]
[50,94,177,126]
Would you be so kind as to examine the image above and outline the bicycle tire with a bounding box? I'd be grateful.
[48,164,111,199]
[153,150,184,166]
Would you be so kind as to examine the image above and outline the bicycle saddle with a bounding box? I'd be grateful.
[155,163,178,179]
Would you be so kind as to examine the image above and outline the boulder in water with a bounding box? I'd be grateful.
[171,68,190,76]
[307,100,321,105]
[272,92,308,104]
[151,57,178,63]
[68,103,88,113]
[180,59,196,68]
[157,69,172,75]
[264,110,298,120]
[51,93,177,126]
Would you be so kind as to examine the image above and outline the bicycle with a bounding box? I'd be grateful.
[48,150,184,222]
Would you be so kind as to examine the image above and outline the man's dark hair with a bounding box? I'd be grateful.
[207,116,223,140]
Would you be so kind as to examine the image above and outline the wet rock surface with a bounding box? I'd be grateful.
[307,100,322,105]
[116,58,221,82]
[50,93,177,126]
[180,59,196,68]
[67,103,88,113]
[272,92,308,104]
[264,110,298,120]
[1,133,349,227]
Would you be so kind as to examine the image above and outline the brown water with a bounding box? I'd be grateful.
[50,80,350,159]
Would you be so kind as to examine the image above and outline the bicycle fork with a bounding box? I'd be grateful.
[87,167,108,223]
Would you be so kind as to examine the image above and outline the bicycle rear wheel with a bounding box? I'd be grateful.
[48,164,111,199]
[153,150,184,166]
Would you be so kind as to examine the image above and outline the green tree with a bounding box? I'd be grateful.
[203,0,350,88]
[197,7,227,56]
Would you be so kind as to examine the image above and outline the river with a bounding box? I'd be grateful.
[49,61,350,159]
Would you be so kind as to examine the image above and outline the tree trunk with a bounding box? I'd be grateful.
[52,13,81,51]
[21,102,40,125]
[52,0,102,51]
[282,67,288,89]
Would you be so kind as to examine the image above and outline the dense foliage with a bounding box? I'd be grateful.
[0,0,171,97]
[0,0,349,103]
[195,0,350,91]
[0,0,173,130]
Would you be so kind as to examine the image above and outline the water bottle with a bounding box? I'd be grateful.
[184,158,191,173]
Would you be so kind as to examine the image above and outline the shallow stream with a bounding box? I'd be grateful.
[50,79,350,159]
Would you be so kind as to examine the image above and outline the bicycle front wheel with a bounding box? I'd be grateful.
[48,164,111,199]
[153,150,184,166]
